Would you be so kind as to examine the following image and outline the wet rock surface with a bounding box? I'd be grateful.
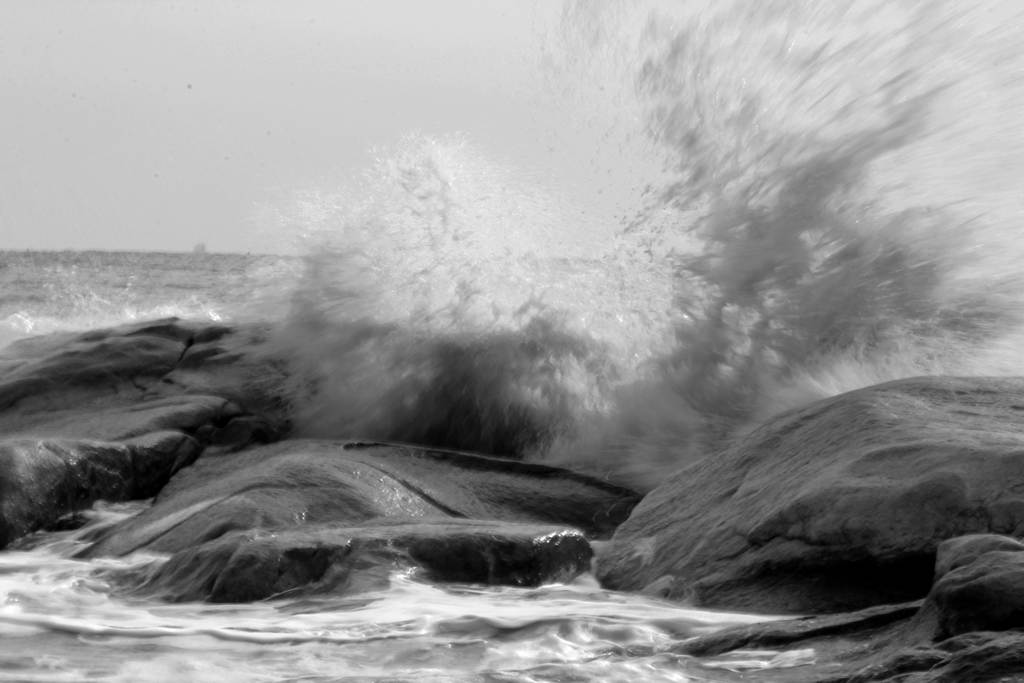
[598,376,1024,614]
[678,601,923,659]
[672,534,1024,681]
[929,534,1024,638]
[0,319,284,548]
[119,519,593,602]
[0,431,200,547]
[81,439,640,558]
[688,615,1024,682]
[844,631,1024,682]
[8,321,1024,679]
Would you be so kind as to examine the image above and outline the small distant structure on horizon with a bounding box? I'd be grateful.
[192,242,207,254]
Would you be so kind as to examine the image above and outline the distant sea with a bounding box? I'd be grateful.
[0,251,290,349]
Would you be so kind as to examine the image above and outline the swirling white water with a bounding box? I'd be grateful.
[0,504,794,682]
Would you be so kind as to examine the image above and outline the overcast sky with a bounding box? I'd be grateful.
[1,1,570,253]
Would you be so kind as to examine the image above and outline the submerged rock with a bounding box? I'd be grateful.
[598,376,1024,614]
[122,519,592,602]
[0,431,199,547]
[83,440,640,558]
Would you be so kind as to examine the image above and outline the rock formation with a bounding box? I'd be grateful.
[597,376,1024,614]
[0,319,638,601]
[8,319,1024,679]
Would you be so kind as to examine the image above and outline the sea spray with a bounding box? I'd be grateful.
[544,0,1024,487]
[265,135,660,457]
[264,1,1024,490]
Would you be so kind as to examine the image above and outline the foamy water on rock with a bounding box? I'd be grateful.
[0,503,780,682]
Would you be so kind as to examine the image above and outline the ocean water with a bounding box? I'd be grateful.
[0,504,791,683]
[5,0,1024,679]
[0,251,286,349]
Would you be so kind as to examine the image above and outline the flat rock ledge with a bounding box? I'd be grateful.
[114,520,592,602]
[674,534,1024,681]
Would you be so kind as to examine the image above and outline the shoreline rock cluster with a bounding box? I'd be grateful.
[0,319,638,599]
[3,318,1024,680]
[596,375,1024,679]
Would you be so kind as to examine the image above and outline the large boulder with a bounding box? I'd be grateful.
[118,519,592,602]
[598,376,1024,614]
[928,534,1024,638]
[0,318,214,413]
[677,602,1024,682]
[0,431,200,547]
[0,318,287,548]
[83,440,641,558]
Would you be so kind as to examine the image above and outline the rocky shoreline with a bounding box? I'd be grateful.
[3,318,1024,680]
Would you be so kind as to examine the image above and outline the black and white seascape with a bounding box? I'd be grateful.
[4,2,1024,681]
